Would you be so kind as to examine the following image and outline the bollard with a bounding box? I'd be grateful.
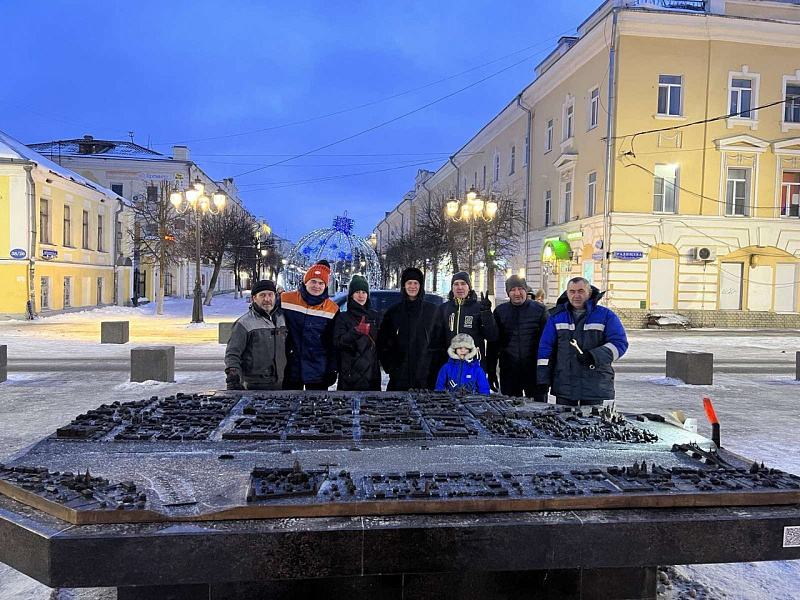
[0,345,6,383]
[218,322,235,344]
[101,321,130,344]
[131,346,175,383]
[666,351,713,385]
[796,351,799,382]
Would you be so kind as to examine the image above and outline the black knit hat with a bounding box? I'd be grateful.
[401,267,424,286]
[451,271,471,288]
[251,280,277,296]
[348,274,369,296]
[505,274,527,294]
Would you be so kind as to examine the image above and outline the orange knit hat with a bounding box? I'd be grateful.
[303,263,331,286]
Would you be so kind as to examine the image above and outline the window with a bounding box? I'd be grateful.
[725,167,750,216]
[563,105,574,141]
[165,273,174,297]
[63,277,72,308]
[146,185,158,204]
[493,152,500,183]
[729,78,752,118]
[473,171,478,188]
[97,216,105,252]
[63,205,72,246]
[40,276,50,310]
[653,164,678,213]
[589,87,600,129]
[545,119,553,153]
[40,199,51,244]
[523,135,529,166]
[657,75,682,116]
[785,83,800,124]
[482,165,487,188]
[544,190,552,226]
[96,277,104,306]
[509,146,516,175]
[563,181,572,222]
[82,210,90,249]
[111,183,124,196]
[587,171,597,217]
[781,171,800,217]
[116,219,123,253]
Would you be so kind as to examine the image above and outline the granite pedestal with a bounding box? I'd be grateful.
[666,351,713,385]
[796,351,799,381]
[101,321,129,344]
[219,322,235,344]
[0,345,6,383]
[130,346,175,382]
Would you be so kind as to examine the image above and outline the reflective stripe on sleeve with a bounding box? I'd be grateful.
[555,323,575,330]
[584,323,605,331]
[602,342,620,361]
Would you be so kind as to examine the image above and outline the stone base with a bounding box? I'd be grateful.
[616,308,800,330]
[666,351,713,385]
[796,351,799,382]
[117,567,657,600]
[130,346,175,383]
[101,321,130,344]
[0,368,6,383]
[0,344,6,368]
[218,322,235,344]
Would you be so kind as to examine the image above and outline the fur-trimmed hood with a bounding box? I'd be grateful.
[447,333,478,360]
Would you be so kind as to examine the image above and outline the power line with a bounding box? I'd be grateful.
[0,97,129,139]
[154,31,574,146]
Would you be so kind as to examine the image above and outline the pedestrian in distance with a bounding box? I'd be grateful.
[377,267,438,390]
[537,277,628,406]
[435,334,490,395]
[427,271,498,385]
[224,280,287,390]
[280,261,339,390]
[333,275,381,391]
[486,274,549,400]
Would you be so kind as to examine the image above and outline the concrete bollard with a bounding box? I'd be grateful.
[218,322,235,344]
[131,346,175,383]
[796,351,799,382]
[666,351,713,385]
[0,345,6,383]
[101,321,130,344]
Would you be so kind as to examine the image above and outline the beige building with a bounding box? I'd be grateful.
[378,0,800,326]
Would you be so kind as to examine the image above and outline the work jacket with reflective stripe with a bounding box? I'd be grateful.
[536,287,628,404]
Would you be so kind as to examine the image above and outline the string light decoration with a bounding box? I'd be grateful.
[285,213,381,293]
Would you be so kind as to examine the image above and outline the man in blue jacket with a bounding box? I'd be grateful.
[537,277,628,406]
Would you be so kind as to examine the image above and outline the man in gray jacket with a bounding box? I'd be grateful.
[225,280,288,390]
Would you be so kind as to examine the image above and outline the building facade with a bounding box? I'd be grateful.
[0,131,132,319]
[378,0,800,325]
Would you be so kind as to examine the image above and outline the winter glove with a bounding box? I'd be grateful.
[534,384,549,402]
[487,371,499,393]
[225,367,245,390]
[479,292,493,313]
[354,316,370,336]
[577,350,596,368]
[322,371,338,388]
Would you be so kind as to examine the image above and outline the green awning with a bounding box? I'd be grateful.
[542,240,571,261]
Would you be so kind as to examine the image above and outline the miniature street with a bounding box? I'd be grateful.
[1,295,799,599]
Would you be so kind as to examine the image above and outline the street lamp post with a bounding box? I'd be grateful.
[170,178,226,323]
[445,186,498,275]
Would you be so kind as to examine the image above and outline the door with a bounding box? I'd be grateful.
[746,265,773,312]
[649,258,676,310]
[583,261,595,286]
[775,263,799,312]
[719,262,743,310]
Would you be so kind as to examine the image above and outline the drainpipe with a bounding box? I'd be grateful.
[601,9,619,299]
[24,164,37,318]
[516,94,533,280]
[113,197,125,306]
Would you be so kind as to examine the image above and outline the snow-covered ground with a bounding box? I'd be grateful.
[0,294,799,599]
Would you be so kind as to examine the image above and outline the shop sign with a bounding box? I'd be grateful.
[10,248,26,259]
[41,249,58,260]
[565,231,583,241]
[592,252,603,260]
[613,251,644,261]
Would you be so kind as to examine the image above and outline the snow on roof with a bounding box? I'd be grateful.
[0,130,122,199]
[26,138,169,160]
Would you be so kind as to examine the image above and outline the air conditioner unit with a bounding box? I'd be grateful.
[692,246,716,262]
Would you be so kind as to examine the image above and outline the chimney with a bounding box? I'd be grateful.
[173,145,190,161]
[84,135,94,141]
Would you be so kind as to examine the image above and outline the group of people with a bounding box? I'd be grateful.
[224,260,629,406]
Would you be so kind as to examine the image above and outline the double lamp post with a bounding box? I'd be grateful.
[170,178,226,323]
[445,186,498,274]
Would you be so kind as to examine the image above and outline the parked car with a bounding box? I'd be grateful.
[332,290,444,318]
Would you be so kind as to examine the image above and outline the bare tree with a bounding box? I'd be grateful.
[128,180,184,315]
[413,188,468,274]
[475,185,526,295]
[226,218,258,299]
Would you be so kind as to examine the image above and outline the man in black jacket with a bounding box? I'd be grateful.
[486,275,549,401]
[427,271,498,385]
[377,267,438,390]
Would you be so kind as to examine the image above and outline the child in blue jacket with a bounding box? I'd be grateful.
[435,334,491,395]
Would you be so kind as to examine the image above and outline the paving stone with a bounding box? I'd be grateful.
[101,322,129,344]
[130,346,175,383]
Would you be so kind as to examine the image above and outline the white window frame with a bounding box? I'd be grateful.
[782,70,800,133]
[544,190,552,226]
[473,170,478,189]
[588,86,600,130]
[97,215,105,252]
[509,145,516,175]
[780,170,800,218]
[653,164,679,213]
[40,276,50,310]
[39,198,51,244]
[561,95,575,150]
[493,150,500,183]
[586,171,597,217]
[97,277,104,306]
[482,165,487,188]
[656,74,684,118]
[63,276,73,309]
[727,66,760,130]
[523,134,529,166]
[545,119,553,153]
[562,177,573,223]
[725,166,752,217]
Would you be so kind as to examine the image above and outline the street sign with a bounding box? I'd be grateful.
[10,248,26,259]
[41,249,58,260]
[613,251,644,261]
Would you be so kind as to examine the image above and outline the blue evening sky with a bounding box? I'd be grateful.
[3,1,598,241]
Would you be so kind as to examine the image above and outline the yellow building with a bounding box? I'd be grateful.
[382,0,800,326]
[0,130,132,319]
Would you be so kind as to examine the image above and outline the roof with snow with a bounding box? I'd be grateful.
[0,130,123,199]
[27,136,170,161]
